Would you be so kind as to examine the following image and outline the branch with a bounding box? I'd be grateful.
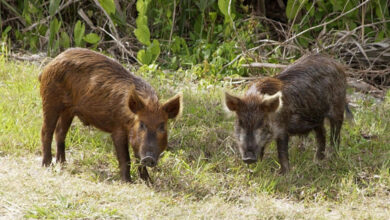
[97,27,141,64]
[22,0,80,32]
[168,0,177,51]
[241,63,287,68]
[283,0,371,44]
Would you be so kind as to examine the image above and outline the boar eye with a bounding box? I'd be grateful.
[139,121,147,130]
[158,122,166,132]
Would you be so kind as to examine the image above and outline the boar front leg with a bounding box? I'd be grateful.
[276,134,290,174]
[111,130,131,182]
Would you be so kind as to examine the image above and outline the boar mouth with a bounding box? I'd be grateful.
[140,152,158,167]
[242,151,257,164]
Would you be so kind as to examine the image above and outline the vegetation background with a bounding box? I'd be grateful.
[0,0,389,218]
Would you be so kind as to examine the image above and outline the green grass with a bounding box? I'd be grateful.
[0,55,389,219]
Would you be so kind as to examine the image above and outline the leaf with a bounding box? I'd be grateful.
[60,32,70,48]
[209,12,217,23]
[49,0,61,16]
[49,18,61,45]
[74,20,85,47]
[83,33,101,44]
[218,0,228,17]
[218,0,235,25]
[49,18,61,55]
[1,26,12,39]
[98,0,116,15]
[134,25,151,46]
[137,49,152,65]
[286,0,307,21]
[148,39,160,62]
[136,0,150,15]
[136,15,148,27]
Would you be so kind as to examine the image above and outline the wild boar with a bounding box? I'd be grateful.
[39,48,182,182]
[224,54,348,173]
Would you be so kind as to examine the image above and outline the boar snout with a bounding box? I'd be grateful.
[141,152,157,167]
[242,151,257,164]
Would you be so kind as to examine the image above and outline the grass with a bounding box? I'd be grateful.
[0,55,389,219]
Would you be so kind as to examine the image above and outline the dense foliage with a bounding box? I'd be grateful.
[1,0,389,77]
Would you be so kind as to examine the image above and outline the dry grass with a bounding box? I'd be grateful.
[1,156,389,219]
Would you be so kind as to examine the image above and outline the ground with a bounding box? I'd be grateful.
[0,56,389,219]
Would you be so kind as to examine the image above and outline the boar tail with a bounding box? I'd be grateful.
[345,103,354,122]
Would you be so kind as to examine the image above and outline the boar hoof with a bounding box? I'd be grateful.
[278,167,290,175]
[314,152,325,164]
[42,157,52,167]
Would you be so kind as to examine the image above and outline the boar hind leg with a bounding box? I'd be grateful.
[55,111,74,163]
[314,124,326,161]
[41,108,61,166]
[111,130,131,182]
[276,134,290,174]
[329,117,343,152]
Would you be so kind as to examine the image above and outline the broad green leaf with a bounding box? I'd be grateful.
[2,26,12,39]
[136,15,148,27]
[134,25,151,46]
[29,35,38,51]
[136,0,146,14]
[137,49,152,65]
[98,0,116,15]
[83,33,101,44]
[49,18,61,45]
[286,0,307,21]
[218,0,228,17]
[148,39,160,62]
[74,20,85,47]
[209,12,217,23]
[49,0,61,16]
[49,18,61,55]
[218,0,235,25]
[60,32,70,48]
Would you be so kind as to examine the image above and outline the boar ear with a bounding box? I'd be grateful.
[163,92,183,119]
[224,92,242,112]
[261,91,283,113]
[128,92,145,114]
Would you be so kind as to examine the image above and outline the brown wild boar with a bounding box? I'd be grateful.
[39,48,182,182]
[224,54,349,173]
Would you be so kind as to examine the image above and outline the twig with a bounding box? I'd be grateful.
[97,27,141,64]
[283,0,371,44]
[93,0,119,40]
[168,0,177,50]
[0,0,26,26]
[22,0,80,32]
[78,8,96,29]
[241,63,287,68]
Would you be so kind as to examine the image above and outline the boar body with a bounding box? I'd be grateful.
[225,54,347,173]
[39,48,182,182]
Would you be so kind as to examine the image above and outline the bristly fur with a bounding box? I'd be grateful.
[39,48,182,182]
[224,54,348,174]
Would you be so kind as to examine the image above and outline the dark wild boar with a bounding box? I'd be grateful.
[224,54,349,173]
[39,48,182,182]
